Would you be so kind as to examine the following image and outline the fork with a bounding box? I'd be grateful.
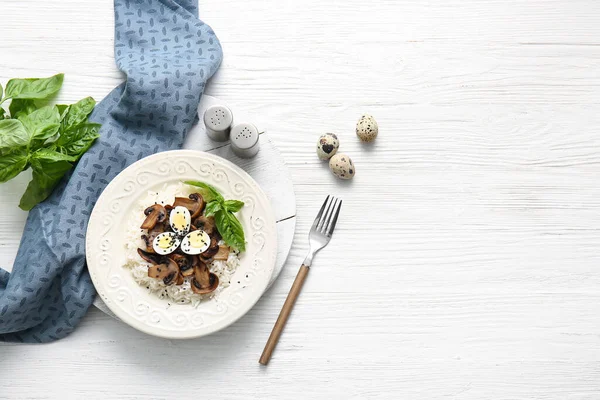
[259,195,342,365]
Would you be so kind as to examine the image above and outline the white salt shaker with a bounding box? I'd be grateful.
[230,123,260,158]
[203,105,233,142]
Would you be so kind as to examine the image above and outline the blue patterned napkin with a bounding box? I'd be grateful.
[0,0,222,342]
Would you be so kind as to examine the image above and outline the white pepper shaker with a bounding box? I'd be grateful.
[230,123,260,158]
[203,105,233,142]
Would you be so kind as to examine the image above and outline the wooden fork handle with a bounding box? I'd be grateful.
[259,264,310,365]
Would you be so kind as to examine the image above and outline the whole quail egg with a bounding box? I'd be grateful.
[316,133,340,160]
[329,153,355,180]
[356,114,378,142]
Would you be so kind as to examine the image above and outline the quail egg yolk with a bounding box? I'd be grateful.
[189,231,208,248]
[172,213,187,231]
[157,235,174,249]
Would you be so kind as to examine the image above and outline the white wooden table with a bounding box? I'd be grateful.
[1,1,600,398]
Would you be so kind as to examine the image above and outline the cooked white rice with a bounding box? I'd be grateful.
[123,182,240,307]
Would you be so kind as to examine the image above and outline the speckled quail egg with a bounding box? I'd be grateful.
[329,153,355,180]
[152,232,181,255]
[356,114,378,142]
[180,230,211,255]
[316,133,340,160]
[170,206,191,236]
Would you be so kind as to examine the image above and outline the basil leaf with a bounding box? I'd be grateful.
[56,104,70,120]
[8,99,36,119]
[43,133,60,146]
[204,200,222,217]
[224,199,244,213]
[0,119,30,152]
[214,209,246,251]
[0,83,3,101]
[0,108,5,121]
[19,157,72,211]
[3,79,34,100]
[61,97,95,130]
[183,181,246,250]
[19,105,61,145]
[56,122,100,146]
[0,149,28,183]
[32,148,77,163]
[184,180,224,203]
[4,74,64,100]
[56,123,100,158]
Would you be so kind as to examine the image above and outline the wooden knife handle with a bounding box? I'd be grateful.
[259,264,310,365]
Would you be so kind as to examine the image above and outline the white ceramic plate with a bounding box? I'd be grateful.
[86,150,277,339]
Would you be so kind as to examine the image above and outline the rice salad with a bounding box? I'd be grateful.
[123,182,240,306]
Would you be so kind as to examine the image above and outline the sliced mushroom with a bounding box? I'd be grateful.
[162,258,180,286]
[213,246,230,261]
[190,193,206,213]
[163,204,173,227]
[199,254,213,264]
[137,248,164,265]
[147,258,179,286]
[141,234,153,252]
[201,237,220,258]
[190,262,219,294]
[173,193,205,219]
[193,215,216,235]
[168,252,186,264]
[148,263,169,279]
[175,273,184,285]
[169,253,194,277]
[140,204,167,230]
[182,255,200,277]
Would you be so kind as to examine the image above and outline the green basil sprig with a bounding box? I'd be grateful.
[0,73,100,210]
[184,181,246,252]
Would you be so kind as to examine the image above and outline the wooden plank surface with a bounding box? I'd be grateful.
[1,0,600,399]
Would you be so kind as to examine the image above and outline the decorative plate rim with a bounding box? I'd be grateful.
[86,150,277,339]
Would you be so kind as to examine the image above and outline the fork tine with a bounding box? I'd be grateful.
[311,195,330,230]
[319,197,337,233]
[319,197,338,234]
[326,200,342,237]
[316,196,334,231]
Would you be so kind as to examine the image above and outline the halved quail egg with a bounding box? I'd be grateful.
[170,206,191,236]
[180,230,211,255]
[152,232,181,255]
